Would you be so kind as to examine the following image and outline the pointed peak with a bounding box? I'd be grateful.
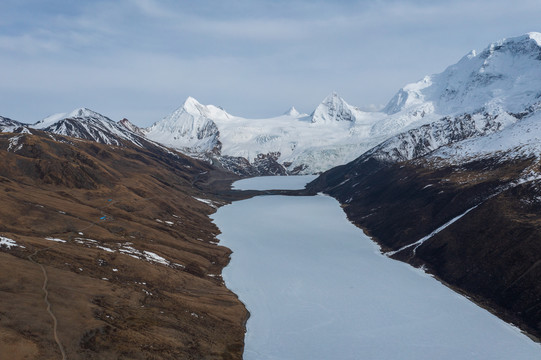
[66,107,101,118]
[324,91,340,100]
[321,92,348,106]
[33,107,107,129]
[183,96,201,107]
[284,106,300,117]
[180,96,207,116]
[311,93,355,124]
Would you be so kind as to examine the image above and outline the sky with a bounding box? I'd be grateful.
[1,0,540,127]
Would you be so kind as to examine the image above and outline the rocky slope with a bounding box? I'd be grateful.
[0,129,247,359]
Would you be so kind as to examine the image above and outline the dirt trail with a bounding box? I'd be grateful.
[22,197,120,360]
[27,249,67,360]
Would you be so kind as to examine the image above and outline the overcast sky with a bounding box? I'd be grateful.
[1,0,540,126]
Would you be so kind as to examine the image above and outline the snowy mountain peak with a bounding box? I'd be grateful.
[284,106,300,117]
[29,107,149,147]
[182,96,206,115]
[174,96,232,121]
[311,92,356,124]
[33,107,111,129]
[382,33,541,118]
[67,107,101,118]
[143,98,223,153]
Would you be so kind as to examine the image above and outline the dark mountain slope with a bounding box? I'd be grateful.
[308,149,541,339]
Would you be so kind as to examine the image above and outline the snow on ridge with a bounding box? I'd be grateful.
[529,32,541,46]
[33,107,108,129]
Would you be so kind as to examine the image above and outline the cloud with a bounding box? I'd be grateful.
[1,0,541,126]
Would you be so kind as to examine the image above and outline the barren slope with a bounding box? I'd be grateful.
[0,131,246,359]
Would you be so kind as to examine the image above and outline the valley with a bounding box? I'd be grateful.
[1,31,541,359]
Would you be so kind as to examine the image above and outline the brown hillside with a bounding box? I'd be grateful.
[0,132,246,359]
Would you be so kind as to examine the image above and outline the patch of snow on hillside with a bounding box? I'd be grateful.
[0,236,24,249]
[44,237,67,243]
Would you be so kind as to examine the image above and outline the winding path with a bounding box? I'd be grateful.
[23,197,117,360]
[27,248,67,360]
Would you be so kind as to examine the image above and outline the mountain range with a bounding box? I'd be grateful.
[2,32,541,356]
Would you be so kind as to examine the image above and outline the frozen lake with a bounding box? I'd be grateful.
[231,175,318,191]
[212,175,540,360]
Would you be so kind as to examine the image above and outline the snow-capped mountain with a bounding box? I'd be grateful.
[382,33,541,118]
[144,94,391,174]
[342,33,541,168]
[32,108,147,146]
[311,92,359,124]
[0,116,28,133]
[143,97,228,154]
[141,33,541,175]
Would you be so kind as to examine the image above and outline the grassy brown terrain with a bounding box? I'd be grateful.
[0,131,248,359]
[308,155,541,341]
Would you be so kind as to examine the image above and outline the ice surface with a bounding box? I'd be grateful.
[232,175,318,190]
[212,176,541,360]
